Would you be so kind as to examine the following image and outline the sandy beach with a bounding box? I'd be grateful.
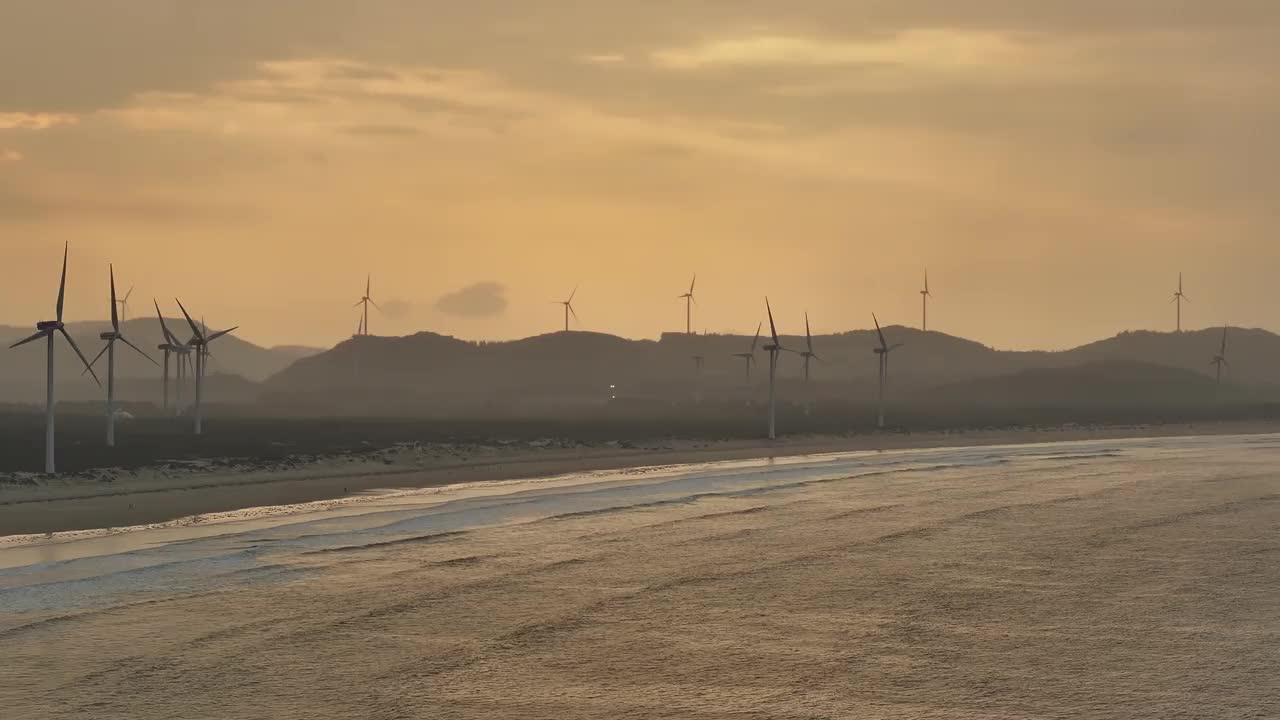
[3,419,1279,537]
[3,432,1278,718]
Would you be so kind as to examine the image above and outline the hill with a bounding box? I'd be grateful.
[0,319,322,404]
[259,325,1280,416]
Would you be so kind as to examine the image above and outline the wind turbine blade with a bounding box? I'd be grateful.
[766,298,779,344]
[891,343,905,351]
[123,286,134,303]
[805,312,813,352]
[121,336,159,366]
[206,326,239,343]
[1183,295,1191,303]
[110,264,119,331]
[154,299,178,345]
[568,304,579,322]
[568,285,578,304]
[353,299,365,307]
[10,329,50,349]
[751,322,761,352]
[61,328,101,386]
[689,274,697,294]
[368,299,382,312]
[366,274,371,298]
[85,341,110,373]
[873,314,887,349]
[56,242,68,322]
[175,298,203,340]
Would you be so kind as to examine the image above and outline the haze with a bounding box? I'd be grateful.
[3,2,1278,350]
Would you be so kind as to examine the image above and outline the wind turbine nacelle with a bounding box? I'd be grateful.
[36,321,60,331]
[99,332,119,341]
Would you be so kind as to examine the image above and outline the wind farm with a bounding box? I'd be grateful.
[8,5,1280,719]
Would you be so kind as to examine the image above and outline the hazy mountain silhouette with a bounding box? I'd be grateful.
[919,360,1243,409]
[259,325,1280,415]
[0,319,322,404]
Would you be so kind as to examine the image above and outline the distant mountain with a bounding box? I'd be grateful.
[920,360,1250,409]
[260,325,1280,415]
[0,319,322,404]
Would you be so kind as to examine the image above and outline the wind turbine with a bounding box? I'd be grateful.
[8,243,100,473]
[763,299,792,440]
[678,275,697,335]
[557,286,579,332]
[354,275,380,336]
[176,299,237,435]
[872,314,903,429]
[154,299,191,413]
[1210,326,1229,385]
[1172,273,1189,333]
[84,266,158,446]
[920,270,932,332]
[115,284,134,323]
[799,312,821,383]
[732,323,762,383]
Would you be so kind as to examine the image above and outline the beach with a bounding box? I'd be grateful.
[3,432,1279,717]
[1,419,1278,537]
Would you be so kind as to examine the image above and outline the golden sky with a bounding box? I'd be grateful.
[2,2,1278,350]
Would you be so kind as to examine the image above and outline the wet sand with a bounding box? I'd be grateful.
[2,420,1277,537]
[3,433,1278,718]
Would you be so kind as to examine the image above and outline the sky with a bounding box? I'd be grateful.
[2,2,1278,351]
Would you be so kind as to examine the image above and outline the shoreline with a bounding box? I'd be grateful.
[2,419,1277,537]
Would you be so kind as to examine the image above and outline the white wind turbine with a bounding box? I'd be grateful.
[1172,273,1189,333]
[176,299,237,435]
[799,312,821,383]
[872,314,903,429]
[763,298,793,440]
[1210,326,1229,386]
[557,286,579,332]
[8,243,100,473]
[115,284,134,323]
[678,275,697,335]
[920,270,932,332]
[85,266,157,446]
[153,299,192,413]
[732,322,761,383]
[354,275,380,336]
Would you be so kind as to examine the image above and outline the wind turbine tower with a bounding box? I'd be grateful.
[1210,327,1229,385]
[176,300,237,435]
[558,286,579,332]
[678,275,697,335]
[86,266,157,446]
[872,314,903,429]
[354,275,380,336]
[1172,273,1190,333]
[763,299,791,440]
[732,323,761,383]
[8,243,100,473]
[799,312,821,383]
[154,300,190,412]
[920,270,932,332]
[115,284,134,323]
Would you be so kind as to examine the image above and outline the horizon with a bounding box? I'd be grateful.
[4,4,1278,349]
[2,311,1264,357]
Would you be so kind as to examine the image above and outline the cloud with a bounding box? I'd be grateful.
[341,123,420,137]
[0,112,77,130]
[378,298,416,320]
[651,31,1023,72]
[580,53,627,66]
[435,282,508,318]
